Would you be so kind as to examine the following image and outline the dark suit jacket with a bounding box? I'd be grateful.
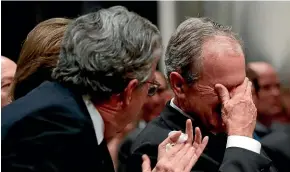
[118,127,143,172]
[125,103,276,172]
[1,81,115,172]
[261,125,290,172]
[255,121,272,138]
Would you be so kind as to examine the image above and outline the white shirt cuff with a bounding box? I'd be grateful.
[226,135,261,154]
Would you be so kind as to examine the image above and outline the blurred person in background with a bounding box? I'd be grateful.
[1,56,16,107]
[2,6,207,172]
[281,88,290,122]
[247,62,285,137]
[9,18,71,101]
[126,17,278,172]
[274,87,290,126]
[260,89,290,172]
[141,71,173,125]
[117,70,173,172]
[246,63,290,172]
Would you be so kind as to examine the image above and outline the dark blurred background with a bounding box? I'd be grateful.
[1,1,157,63]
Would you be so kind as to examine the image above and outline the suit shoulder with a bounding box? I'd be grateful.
[2,81,88,139]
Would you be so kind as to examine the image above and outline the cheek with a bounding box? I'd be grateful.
[209,97,220,115]
[201,95,221,121]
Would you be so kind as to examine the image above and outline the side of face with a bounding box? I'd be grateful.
[171,36,246,132]
[256,66,282,116]
[1,57,17,107]
[116,51,161,130]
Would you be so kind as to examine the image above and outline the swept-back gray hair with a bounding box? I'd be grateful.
[52,6,162,101]
[165,17,241,84]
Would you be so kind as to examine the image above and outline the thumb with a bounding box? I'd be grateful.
[215,84,230,104]
[142,154,152,172]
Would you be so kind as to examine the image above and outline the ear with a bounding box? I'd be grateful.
[122,79,139,107]
[169,72,186,99]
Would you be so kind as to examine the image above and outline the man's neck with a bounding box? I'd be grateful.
[95,103,120,141]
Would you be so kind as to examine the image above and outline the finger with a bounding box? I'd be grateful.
[160,131,182,147]
[245,79,253,98]
[176,144,194,170]
[159,131,182,160]
[165,142,186,161]
[186,119,193,144]
[195,136,209,157]
[243,77,249,95]
[142,155,152,172]
[173,141,194,163]
[185,136,209,172]
[194,127,202,145]
[215,84,230,104]
[183,147,197,172]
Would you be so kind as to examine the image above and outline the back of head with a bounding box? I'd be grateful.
[10,18,71,100]
[52,6,162,102]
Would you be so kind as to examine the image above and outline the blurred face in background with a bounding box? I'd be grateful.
[142,71,173,122]
[249,63,282,117]
[1,56,16,107]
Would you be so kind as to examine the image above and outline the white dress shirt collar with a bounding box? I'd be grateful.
[170,98,194,121]
[82,95,105,145]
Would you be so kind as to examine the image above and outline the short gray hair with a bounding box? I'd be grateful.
[165,17,241,84]
[52,6,162,101]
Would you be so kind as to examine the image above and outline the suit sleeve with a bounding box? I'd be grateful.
[219,147,272,172]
